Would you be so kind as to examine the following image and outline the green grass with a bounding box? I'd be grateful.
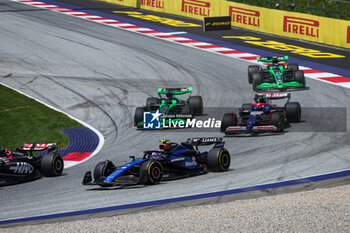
[0,84,83,150]
[228,0,350,20]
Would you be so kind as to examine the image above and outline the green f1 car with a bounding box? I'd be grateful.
[134,87,203,129]
[248,56,306,91]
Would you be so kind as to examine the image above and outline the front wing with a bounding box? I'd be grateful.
[0,171,41,186]
[225,125,278,134]
[82,171,140,187]
[257,81,305,90]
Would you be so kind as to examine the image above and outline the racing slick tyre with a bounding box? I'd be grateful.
[294,70,305,86]
[139,160,163,185]
[220,113,237,133]
[287,63,299,73]
[252,72,263,91]
[41,153,64,177]
[93,160,115,182]
[189,96,203,115]
[248,65,259,84]
[146,97,160,107]
[134,107,145,128]
[207,148,230,172]
[270,111,285,132]
[285,102,301,123]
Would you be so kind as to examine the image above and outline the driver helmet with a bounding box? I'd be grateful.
[159,139,170,152]
[254,95,266,103]
[272,59,279,69]
[159,143,170,151]
[159,140,178,152]
[272,58,279,65]
[166,93,173,99]
[0,148,13,158]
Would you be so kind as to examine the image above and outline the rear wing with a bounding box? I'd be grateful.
[257,56,288,63]
[158,87,192,95]
[255,93,291,102]
[186,137,223,146]
[19,143,57,151]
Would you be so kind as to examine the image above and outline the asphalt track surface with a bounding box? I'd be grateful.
[1,0,350,221]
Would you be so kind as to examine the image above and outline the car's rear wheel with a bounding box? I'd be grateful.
[285,102,301,122]
[294,70,305,86]
[139,161,163,185]
[189,96,203,115]
[252,72,263,91]
[41,153,64,177]
[207,148,231,172]
[248,65,259,84]
[270,111,285,132]
[134,107,145,128]
[221,113,237,133]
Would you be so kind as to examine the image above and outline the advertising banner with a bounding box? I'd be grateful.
[103,0,350,49]
[203,16,231,31]
[139,0,219,19]
[224,2,350,49]
[99,0,137,7]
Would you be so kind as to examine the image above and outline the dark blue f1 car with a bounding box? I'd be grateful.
[82,137,231,187]
[221,93,301,135]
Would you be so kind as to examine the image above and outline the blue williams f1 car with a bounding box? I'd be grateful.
[82,137,230,187]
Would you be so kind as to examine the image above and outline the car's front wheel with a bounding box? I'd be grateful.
[93,160,115,182]
[138,161,163,185]
[221,113,237,133]
[134,107,145,128]
[252,72,263,91]
[294,70,305,86]
[248,65,259,84]
[270,111,285,132]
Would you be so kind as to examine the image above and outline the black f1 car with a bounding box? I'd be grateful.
[0,143,64,186]
[221,93,301,135]
[82,137,230,187]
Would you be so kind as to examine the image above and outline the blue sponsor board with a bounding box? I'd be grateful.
[143,110,161,129]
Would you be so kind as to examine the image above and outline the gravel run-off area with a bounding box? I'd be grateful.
[2,183,350,233]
